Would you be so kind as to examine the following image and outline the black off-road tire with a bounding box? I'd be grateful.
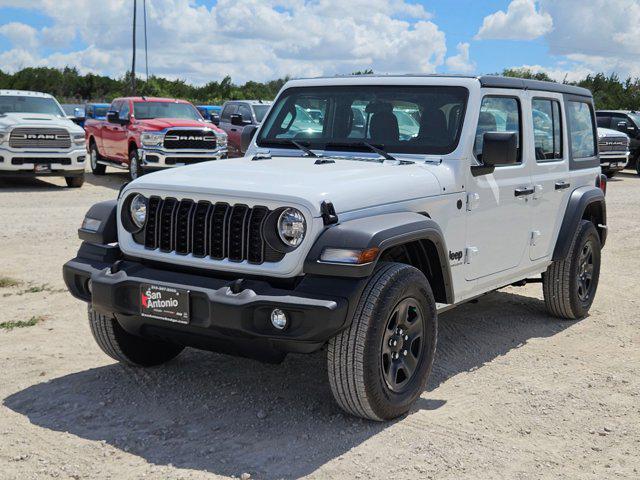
[543,220,601,320]
[604,170,616,179]
[129,149,143,181]
[88,306,184,366]
[327,262,437,421]
[65,174,84,188]
[89,141,106,175]
[636,156,640,176]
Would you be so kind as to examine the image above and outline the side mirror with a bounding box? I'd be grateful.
[240,125,258,154]
[107,111,120,123]
[472,132,518,176]
[230,113,244,126]
[211,113,220,126]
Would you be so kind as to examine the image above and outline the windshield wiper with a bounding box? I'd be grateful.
[265,138,318,157]
[323,141,397,161]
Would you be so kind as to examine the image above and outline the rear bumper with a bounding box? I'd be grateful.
[63,243,365,359]
[140,147,228,169]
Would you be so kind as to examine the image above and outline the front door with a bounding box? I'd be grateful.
[465,93,532,281]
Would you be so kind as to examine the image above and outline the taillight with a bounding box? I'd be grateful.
[596,173,607,196]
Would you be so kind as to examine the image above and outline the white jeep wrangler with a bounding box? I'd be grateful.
[0,90,87,187]
[64,75,607,421]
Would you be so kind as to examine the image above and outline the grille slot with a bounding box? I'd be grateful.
[142,196,282,264]
[9,128,71,149]
[163,129,217,150]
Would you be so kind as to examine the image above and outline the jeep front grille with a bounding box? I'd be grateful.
[163,129,217,150]
[9,128,71,149]
[142,196,283,264]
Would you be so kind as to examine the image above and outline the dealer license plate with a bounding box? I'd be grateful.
[34,164,51,173]
[140,283,190,324]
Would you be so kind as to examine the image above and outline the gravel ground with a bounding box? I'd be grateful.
[0,169,638,480]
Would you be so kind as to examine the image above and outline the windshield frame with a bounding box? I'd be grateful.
[0,95,65,116]
[132,101,203,121]
[256,85,469,156]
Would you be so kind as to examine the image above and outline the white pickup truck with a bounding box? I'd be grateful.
[0,90,86,187]
[64,75,607,420]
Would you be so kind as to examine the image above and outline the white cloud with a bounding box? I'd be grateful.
[0,0,449,84]
[0,22,39,49]
[445,42,476,74]
[475,0,552,41]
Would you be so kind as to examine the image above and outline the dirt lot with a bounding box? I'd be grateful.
[0,169,638,480]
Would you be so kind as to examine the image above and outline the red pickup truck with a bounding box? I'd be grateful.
[85,97,228,180]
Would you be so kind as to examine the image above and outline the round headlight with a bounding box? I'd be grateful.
[129,194,148,229]
[277,208,306,247]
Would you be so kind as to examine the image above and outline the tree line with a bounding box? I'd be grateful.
[1,66,640,110]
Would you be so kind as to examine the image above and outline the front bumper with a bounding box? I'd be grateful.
[599,151,629,171]
[63,243,364,360]
[140,146,228,169]
[0,144,86,175]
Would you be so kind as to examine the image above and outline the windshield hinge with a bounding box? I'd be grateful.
[320,201,339,225]
[252,149,271,161]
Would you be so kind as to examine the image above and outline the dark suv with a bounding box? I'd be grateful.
[596,110,640,174]
[218,100,272,156]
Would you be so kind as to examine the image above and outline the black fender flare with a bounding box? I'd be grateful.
[304,212,454,304]
[78,199,118,245]
[553,187,606,261]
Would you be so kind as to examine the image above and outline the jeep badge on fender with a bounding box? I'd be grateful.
[63,75,606,421]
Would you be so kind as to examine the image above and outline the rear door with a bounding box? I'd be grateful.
[219,103,238,154]
[465,91,533,281]
[528,95,571,261]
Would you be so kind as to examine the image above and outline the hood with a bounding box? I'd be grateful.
[598,127,628,139]
[135,117,224,133]
[127,156,442,217]
[0,112,84,133]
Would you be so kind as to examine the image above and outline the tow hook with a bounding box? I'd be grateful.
[230,278,245,294]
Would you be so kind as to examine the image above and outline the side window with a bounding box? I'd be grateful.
[119,101,130,119]
[474,96,521,163]
[109,100,122,113]
[532,98,563,161]
[237,104,252,121]
[610,114,630,132]
[567,101,596,159]
[596,115,610,128]
[221,104,237,122]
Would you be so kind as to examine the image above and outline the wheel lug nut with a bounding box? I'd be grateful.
[404,335,409,341]
[398,328,404,335]
[402,350,408,356]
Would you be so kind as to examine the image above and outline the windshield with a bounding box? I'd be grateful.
[253,104,270,123]
[0,95,64,116]
[257,86,468,155]
[627,112,640,126]
[94,106,108,118]
[133,101,202,120]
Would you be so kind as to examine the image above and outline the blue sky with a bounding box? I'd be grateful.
[0,1,637,84]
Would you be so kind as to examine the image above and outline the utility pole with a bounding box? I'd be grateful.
[131,0,137,95]
[144,0,149,81]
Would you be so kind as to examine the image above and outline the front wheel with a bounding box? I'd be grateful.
[88,307,184,366]
[327,262,437,421]
[543,220,601,319]
[129,149,143,181]
[65,174,84,188]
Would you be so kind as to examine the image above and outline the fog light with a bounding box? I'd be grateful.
[270,308,287,330]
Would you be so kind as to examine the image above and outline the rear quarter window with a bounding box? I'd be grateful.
[567,101,596,159]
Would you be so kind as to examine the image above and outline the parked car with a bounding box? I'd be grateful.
[0,90,86,187]
[85,103,110,122]
[196,105,222,125]
[62,103,86,127]
[597,127,629,177]
[64,75,607,421]
[84,96,228,180]
[218,100,272,156]
[596,110,640,174]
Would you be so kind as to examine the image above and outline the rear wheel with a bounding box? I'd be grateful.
[327,262,437,421]
[65,174,84,188]
[543,220,601,319]
[89,142,106,175]
[88,306,184,366]
[129,149,143,181]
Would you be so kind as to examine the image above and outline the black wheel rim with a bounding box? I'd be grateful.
[577,241,595,302]
[381,298,424,392]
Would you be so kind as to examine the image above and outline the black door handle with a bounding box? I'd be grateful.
[230,128,238,132]
[514,187,535,197]
[555,181,570,190]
